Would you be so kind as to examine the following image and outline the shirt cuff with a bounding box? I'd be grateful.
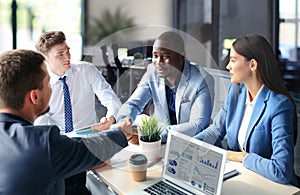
[242,153,249,163]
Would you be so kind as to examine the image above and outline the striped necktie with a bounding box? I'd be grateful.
[59,76,74,133]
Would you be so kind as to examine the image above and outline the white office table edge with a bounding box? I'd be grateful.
[93,145,300,195]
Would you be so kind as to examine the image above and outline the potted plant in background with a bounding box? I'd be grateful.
[133,52,144,66]
[138,115,163,161]
[86,7,136,45]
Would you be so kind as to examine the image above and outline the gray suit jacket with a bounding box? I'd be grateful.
[0,113,127,195]
[117,61,214,142]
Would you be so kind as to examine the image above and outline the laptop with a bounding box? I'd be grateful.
[128,130,228,195]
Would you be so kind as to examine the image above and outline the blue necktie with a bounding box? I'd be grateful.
[166,85,177,125]
[60,76,74,133]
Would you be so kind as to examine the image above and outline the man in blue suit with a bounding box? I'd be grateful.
[0,49,131,194]
[116,31,214,143]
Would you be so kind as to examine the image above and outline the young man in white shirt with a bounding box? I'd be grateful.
[34,31,121,195]
[35,31,121,133]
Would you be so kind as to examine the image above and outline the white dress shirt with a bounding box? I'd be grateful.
[35,61,121,133]
[238,85,264,151]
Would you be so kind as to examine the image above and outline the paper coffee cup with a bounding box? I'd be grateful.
[129,154,148,181]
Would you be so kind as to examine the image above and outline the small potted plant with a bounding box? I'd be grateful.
[139,115,162,142]
[138,115,163,161]
[133,52,144,66]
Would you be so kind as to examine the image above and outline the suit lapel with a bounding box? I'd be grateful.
[232,85,247,148]
[175,61,190,121]
[244,86,268,150]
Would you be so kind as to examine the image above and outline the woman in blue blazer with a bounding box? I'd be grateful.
[194,34,299,187]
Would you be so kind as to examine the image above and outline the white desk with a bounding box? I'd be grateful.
[92,144,300,195]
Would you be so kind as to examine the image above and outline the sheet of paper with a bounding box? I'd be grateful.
[65,128,101,138]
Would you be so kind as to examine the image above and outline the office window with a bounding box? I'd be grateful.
[279,0,300,94]
[279,0,300,61]
[0,1,12,53]
[0,0,84,60]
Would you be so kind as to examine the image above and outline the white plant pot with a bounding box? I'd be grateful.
[134,59,144,66]
[139,138,162,161]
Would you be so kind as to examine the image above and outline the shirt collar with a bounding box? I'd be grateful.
[49,67,73,84]
[246,85,264,105]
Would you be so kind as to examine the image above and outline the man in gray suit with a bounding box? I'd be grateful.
[117,31,214,143]
[0,49,131,195]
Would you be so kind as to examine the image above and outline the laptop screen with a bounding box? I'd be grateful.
[162,131,227,195]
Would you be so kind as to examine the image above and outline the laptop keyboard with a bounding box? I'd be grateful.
[143,180,188,195]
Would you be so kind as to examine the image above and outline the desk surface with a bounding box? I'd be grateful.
[94,144,300,195]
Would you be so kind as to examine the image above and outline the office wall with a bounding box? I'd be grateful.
[88,0,275,45]
[218,0,275,68]
[87,0,173,41]
[86,0,276,67]
[220,0,274,43]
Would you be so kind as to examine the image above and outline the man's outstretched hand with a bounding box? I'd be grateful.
[117,117,139,144]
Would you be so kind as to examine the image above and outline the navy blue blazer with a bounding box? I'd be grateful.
[194,84,298,186]
[0,113,128,195]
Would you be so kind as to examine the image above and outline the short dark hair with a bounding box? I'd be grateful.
[155,31,185,54]
[35,31,66,54]
[0,49,45,110]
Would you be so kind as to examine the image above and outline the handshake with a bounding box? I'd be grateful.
[91,116,139,144]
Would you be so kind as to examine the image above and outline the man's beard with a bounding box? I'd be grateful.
[38,106,50,117]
